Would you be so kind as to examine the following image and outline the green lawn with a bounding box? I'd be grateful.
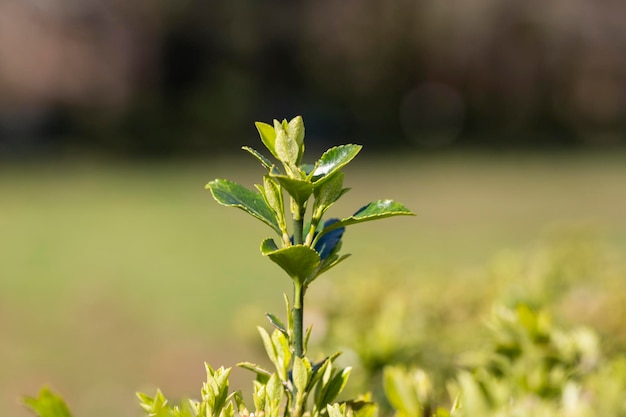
[1,151,625,417]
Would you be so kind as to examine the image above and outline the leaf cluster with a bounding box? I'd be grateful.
[206,116,414,287]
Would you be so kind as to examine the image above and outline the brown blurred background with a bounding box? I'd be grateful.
[1,0,625,157]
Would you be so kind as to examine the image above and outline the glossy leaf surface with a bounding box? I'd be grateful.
[320,200,414,237]
[312,145,362,183]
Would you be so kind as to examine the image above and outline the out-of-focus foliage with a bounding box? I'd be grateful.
[22,388,72,417]
[384,305,626,417]
[2,0,626,155]
[310,231,626,409]
[25,239,626,417]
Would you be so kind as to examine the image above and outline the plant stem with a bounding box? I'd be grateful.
[292,202,306,357]
[293,281,304,358]
[292,209,304,246]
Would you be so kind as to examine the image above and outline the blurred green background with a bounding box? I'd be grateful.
[1,1,626,417]
[2,153,626,417]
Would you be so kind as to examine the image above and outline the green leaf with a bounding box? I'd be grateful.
[283,294,294,340]
[274,119,299,166]
[312,145,362,184]
[261,239,321,284]
[312,171,346,218]
[323,368,352,406]
[206,179,281,234]
[293,356,311,394]
[258,326,279,369]
[237,362,272,384]
[316,366,352,409]
[326,403,349,417]
[270,174,313,208]
[309,354,339,390]
[261,176,287,231]
[202,365,232,413]
[345,398,378,417]
[315,254,351,281]
[255,122,279,159]
[262,177,283,213]
[271,329,292,381]
[266,374,284,415]
[136,390,172,417]
[287,116,305,163]
[23,388,73,417]
[318,200,414,238]
[265,313,288,336]
[383,367,420,417]
[232,391,247,416]
[304,325,313,355]
[252,381,267,413]
[242,146,273,170]
[347,200,415,224]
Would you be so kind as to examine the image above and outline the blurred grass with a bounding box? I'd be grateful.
[1,150,626,417]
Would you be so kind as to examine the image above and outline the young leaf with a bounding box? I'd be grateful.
[237,362,272,383]
[315,365,352,410]
[261,176,287,231]
[309,355,338,390]
[304,325,313,355]
[383,367,420,417]
[258,326,279,369]
[206,179,281,234]
[261,239,321,284]
[283,293,294,339]
[292,356,311,394]
[255,122,279,159]
[265,313,288,336]
[287,115,305,163]
[274,119,299,166]
[271,329,292,381]
[321,368,352,406]
[252,381,267,414]
[343,396,378,417]
[266,374,284,417]
[270,174,313,208]
[312,145,362,184]
[242,146,273,170]
[23,387,73,417]
[326,403,349,417]
[312,171,346,218]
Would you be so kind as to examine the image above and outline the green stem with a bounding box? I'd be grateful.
[291,202,306,358]
[293,281,305,358]
[304,216,320,246]
[292,208,304,246]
